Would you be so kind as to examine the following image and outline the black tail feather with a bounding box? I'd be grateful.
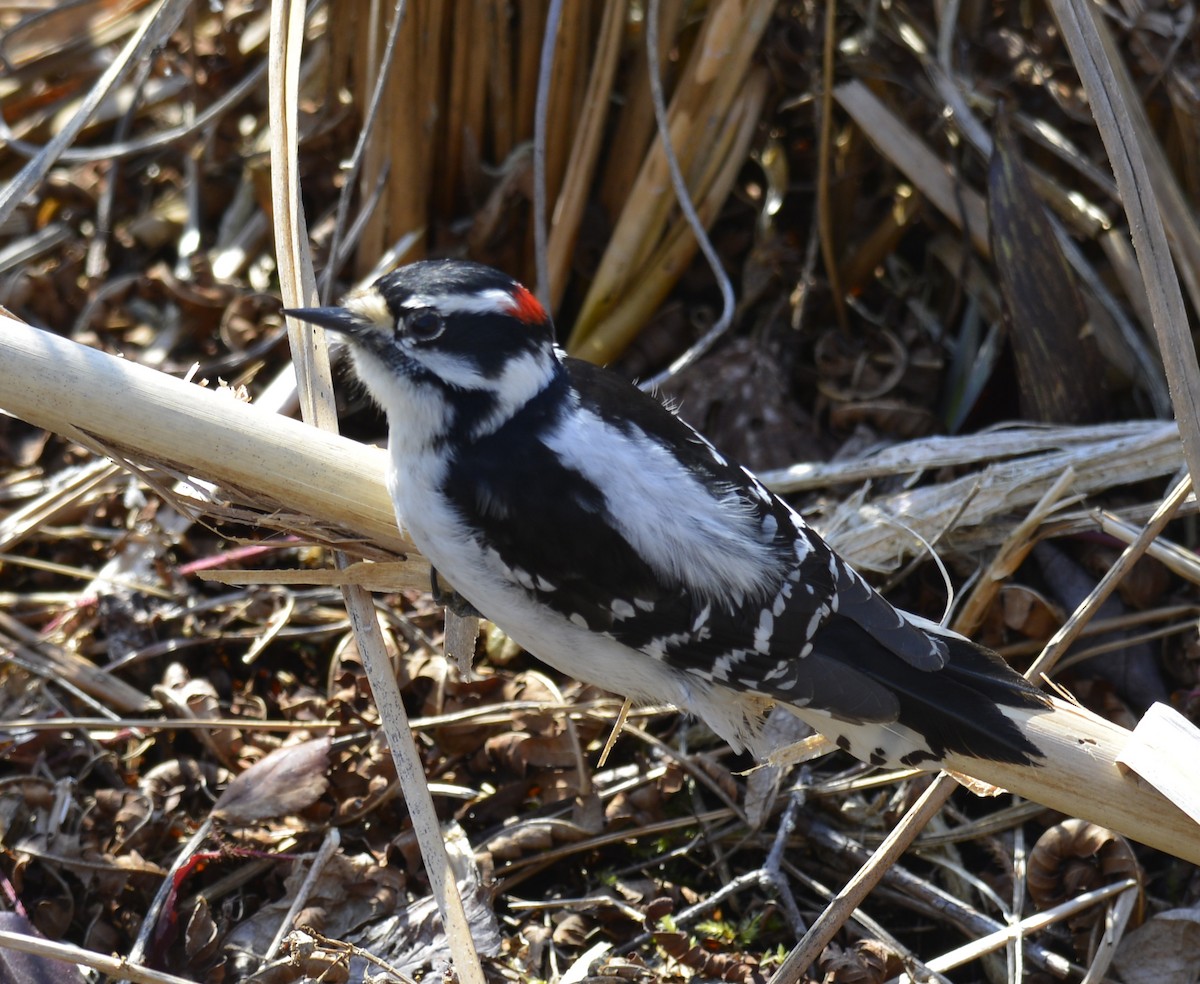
[812,619,1050,766]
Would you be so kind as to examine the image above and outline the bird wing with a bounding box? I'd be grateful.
[441,359,1045,762]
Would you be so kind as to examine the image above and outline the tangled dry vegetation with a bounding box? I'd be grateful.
[1,1,1200,982]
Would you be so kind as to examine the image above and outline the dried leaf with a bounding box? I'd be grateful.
[999,583,1063,639]
[1028,818,1144,961]
[0,913,86,984]
[213,737,332,825]
[819,940,903,984]
[988,110,1108,423]
[184,896,220,965]
[1113,908,1200,984]
[342,823,500,974]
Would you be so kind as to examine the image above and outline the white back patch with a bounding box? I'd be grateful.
[544,405,780,605]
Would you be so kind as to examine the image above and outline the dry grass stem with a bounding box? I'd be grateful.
[911,878,1139,980]
[834,79,991,256]
[0,928,197,984]
[0,315,406,553]
[1049,0,1200,481]
[271,5,486,977]
[544,0,627,310]
[572,69,770,363]
[569,0,775,358]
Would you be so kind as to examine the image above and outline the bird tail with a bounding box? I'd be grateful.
[795,623,1051,769]
[916,630,1050,764]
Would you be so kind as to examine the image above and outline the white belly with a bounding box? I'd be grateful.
[386,445,777,756]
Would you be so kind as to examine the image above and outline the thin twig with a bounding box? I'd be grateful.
[0,929,197,984]
[532,0,564,309]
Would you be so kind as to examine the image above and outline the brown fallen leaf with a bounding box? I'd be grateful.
[213,736,333,825]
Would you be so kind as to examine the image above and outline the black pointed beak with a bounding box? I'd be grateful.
[283,306,362,335]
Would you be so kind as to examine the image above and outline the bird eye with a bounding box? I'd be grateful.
[405,310,444,342]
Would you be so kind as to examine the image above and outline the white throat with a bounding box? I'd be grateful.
[349,347,452,455]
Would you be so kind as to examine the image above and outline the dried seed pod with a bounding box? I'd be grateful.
[1028,818,1144,961]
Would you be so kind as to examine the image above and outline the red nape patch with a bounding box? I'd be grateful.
[506,284,548,325]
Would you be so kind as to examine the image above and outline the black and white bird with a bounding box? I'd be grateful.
[287,259,1050,772]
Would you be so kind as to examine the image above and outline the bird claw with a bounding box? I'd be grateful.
[431,567,481,618]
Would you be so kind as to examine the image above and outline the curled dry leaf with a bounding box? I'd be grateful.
[184,896,220,968]
[654,928,768,983]
[999,583,1063,640]
[482,731,581,774]
[139,757,227,815]
[1028,818,1144,962]
[281,930,354,984]
[553,913,592,947]
[605,761,686,826]
[155,668,244,767]
[92,788,153,844]
[482,814,591,863]
[643,895,675,926]
[587,954,652,981]
[818,940,904,984]
[221,852,406,980]
[212,736,332,825]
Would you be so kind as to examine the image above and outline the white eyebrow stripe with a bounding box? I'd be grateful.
[400,289,512,315]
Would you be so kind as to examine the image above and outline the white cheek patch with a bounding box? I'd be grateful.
[408,347,557,438]
[411,348,487,390]
[473,351,556,436]
[349,348,451,454]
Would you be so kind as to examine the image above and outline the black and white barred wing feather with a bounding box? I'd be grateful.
[444,358,1048,768]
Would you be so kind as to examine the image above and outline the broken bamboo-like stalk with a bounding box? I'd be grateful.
[0,314,411,563]
[946,699,1199,865]
[1,315,1197,864]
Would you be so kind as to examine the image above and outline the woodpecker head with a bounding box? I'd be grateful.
[287,260,562,446]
